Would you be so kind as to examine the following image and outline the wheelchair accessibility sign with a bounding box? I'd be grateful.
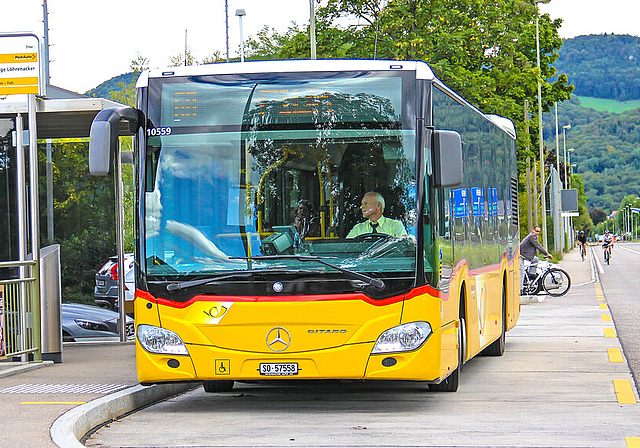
[215,359,230,375]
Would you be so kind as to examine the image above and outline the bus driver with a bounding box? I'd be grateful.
[347,191,407,238]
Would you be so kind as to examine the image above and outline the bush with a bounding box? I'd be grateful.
[59,228,115,304]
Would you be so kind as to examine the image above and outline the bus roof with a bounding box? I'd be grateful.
[137,59,435,88]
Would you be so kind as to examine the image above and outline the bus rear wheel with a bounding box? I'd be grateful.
[203,380,235,393]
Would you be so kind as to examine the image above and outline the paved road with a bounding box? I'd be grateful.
[84,248,640,448]
[595,242,640,392]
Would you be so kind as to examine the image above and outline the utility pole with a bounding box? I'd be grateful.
[309,0,316,59]
[225,0,230,62]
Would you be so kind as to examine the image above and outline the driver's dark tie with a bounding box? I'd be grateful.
[371,222,379,233]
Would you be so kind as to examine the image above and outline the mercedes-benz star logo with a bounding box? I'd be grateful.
[266,327,291,352]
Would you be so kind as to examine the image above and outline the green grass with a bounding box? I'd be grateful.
[576,96,640,113]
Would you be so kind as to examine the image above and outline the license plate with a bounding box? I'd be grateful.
[259,363,298,376]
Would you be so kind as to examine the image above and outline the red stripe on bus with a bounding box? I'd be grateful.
[136,285,441,309]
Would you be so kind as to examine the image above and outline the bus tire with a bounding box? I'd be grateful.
[203,380,235,393]
[482,282,506,357]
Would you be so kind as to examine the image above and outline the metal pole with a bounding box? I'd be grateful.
[225,0,230,62]
[184,29,188,66]
[309,0,316,59]
[533,162,538,226]
[115,140,127,342]
[563,128,568,189]
[28,94,42,361]
[526,158,533,230]
[239,17,245,62]
[46,139,53,242]
[536,14,548,249]
[43,0,50,84]
[15,113,28,361]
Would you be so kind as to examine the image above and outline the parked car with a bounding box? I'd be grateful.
[62,303,135,342]
[94,254,135,313]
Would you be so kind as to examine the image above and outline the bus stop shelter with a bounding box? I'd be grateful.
[0,85,124,363]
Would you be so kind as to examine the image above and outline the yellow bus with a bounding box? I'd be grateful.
[89,60,520,392]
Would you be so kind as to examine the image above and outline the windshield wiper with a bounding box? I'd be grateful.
[230,255,385,290]
[165,269,314,292]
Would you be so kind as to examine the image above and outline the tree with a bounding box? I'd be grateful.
[130,53,150,73]
[246,0,573,180]
[170,49,198,67]
[590,207,607,226]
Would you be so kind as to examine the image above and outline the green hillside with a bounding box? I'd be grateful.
[555,34,640,101]
[575,96,640,113]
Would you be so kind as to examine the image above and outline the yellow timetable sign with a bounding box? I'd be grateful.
[0,34,41,95]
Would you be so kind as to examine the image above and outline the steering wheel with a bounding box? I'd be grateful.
[352,233,391,242]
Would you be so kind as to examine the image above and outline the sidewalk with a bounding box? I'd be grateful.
[0,342,193,448]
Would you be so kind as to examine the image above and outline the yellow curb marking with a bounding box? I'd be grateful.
[627,437,640,447]
[602,314,612,322]
[604,328,617,338]
[614,380,637,404]
[20,401,86,405]
[608,348,624,363]
[599,303,608,309]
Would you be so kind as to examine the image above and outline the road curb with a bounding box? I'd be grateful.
[50,382,196,448]
[0,360,53,379]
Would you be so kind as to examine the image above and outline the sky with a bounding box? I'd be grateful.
[0,0,639,94]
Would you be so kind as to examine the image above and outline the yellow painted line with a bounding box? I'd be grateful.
[627,437,640,448]
[20,401,86,405]
[599,303,608,309]
[604,328,617,338]
[602,314,612,322]
[608,348,625,363]
[614,380,637,404]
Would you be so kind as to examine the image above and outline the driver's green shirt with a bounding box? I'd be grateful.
[346,215,407,238]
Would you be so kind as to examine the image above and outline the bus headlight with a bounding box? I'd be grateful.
[137,324,189,356]
[372,322,432,354]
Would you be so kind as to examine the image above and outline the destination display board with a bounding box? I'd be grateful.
[0,34,40,96]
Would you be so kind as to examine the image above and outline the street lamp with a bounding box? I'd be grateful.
[562,124,571,188]
[568,148,575,187]
[535,0,551,249]
[235,9,246,62]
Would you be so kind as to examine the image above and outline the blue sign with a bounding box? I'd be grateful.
[492,188,498,217]
[452,188,468,218]
[471,187,484,217]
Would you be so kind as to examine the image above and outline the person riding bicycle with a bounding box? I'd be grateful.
[520,225,552,291]
[577,230,587,259]
[602,230,614,258]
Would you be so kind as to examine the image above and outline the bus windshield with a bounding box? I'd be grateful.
[144,73,418,290]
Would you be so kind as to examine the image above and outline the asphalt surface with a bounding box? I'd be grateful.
[1,247,639,448]
[595,242,640,392]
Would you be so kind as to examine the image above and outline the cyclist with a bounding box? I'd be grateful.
[602,230,614,262]
[520,225,552,291]
[577,230,587,261]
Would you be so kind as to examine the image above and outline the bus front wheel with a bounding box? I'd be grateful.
[203,380,235,393]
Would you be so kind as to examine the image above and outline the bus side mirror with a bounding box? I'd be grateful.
[432,130,462,188]
[89,107,140,176]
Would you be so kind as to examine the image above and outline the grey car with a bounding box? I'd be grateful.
[62,303,134,342]
[94,254,135,312]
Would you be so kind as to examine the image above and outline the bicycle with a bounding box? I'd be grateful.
[603,242,612,265]
[579,242,586,261]
[521,258,571,297]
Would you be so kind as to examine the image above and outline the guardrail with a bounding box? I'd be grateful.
[1,260,41,360]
